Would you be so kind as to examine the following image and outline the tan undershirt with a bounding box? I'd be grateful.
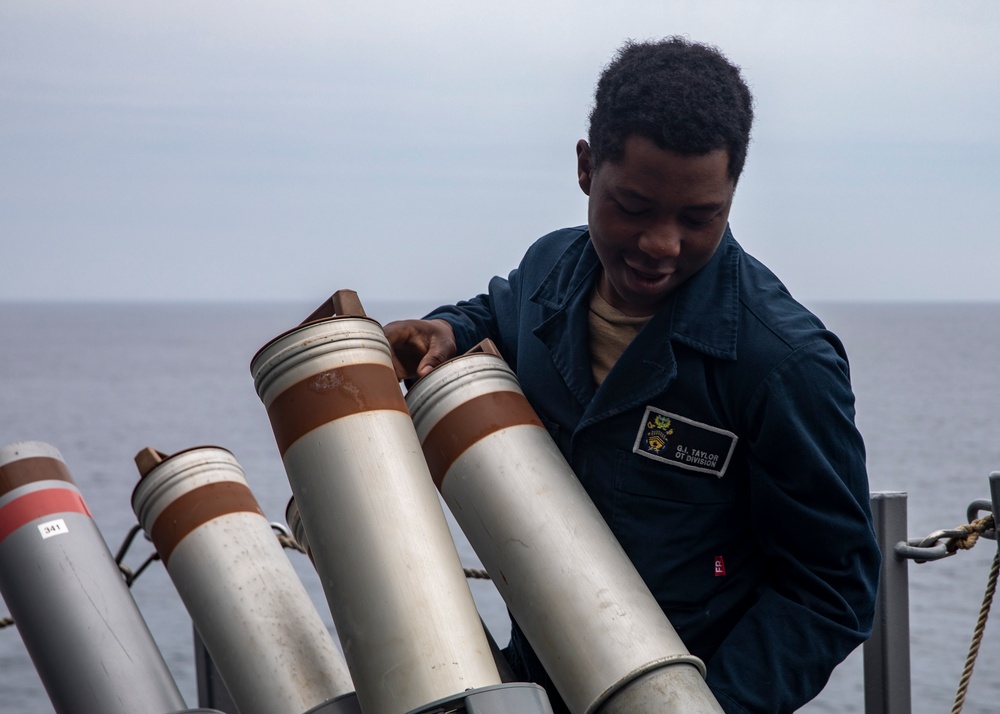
[588,286,652,386]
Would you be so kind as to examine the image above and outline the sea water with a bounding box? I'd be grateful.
[1,300,998,714]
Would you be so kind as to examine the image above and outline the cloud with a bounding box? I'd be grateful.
[2,0,999,301]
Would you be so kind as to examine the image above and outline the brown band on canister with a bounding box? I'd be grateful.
[150,480,264,566]
[0,457,74,500]
[421,390,544,488]
[266,362,408,455]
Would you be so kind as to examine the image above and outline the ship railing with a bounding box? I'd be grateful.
[867,471,1000,714]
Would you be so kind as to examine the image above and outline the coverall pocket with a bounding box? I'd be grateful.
[610,450,742,610]
[615,449,736,504]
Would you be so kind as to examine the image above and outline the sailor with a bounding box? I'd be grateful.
[384,37,880,714]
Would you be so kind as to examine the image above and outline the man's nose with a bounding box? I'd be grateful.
[637,221,682,259]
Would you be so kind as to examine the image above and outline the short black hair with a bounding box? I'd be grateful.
[588,37,754,183]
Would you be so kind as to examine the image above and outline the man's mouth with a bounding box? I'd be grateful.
[627,264,673,284]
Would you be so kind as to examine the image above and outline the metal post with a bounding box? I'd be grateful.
[989,473,1000,548]
[864,492,912,714]
[194,626,238,714]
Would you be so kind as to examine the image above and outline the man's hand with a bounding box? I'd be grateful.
[383,319,458,381]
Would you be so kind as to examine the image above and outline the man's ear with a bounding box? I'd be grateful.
[576,139,593,196]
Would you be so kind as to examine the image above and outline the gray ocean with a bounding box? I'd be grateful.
[1,301,999,714]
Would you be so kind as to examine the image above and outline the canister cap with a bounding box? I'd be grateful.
[133,445,236,480]
[249,289,385,379]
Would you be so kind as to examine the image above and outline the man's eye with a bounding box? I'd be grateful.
[682,214,715,227]
[615,201,648,217]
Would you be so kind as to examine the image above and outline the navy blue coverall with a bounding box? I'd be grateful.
[425,225,881,713]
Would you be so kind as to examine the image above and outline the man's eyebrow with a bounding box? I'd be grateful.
[615,186,727,209]
[686,201,727,212]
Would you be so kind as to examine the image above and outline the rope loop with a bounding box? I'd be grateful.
[900,513,996,563]
[275,531,306,554]
[947,515,995,555]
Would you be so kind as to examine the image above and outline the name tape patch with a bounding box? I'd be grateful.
[633,406,738,477]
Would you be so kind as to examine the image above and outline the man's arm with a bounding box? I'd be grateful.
[706,340,881,713]
[384,268,523,380]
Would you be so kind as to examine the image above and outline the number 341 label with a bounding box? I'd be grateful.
[38,519,69,539]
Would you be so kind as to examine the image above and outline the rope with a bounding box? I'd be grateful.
[275,531,306,554]
[947,515,994,554]
[951,550,999,714]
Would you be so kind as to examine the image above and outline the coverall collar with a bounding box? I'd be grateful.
[529,226,741,422]
[668,225,741,361]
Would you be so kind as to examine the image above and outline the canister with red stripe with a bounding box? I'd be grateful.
[250,291,504,714]
[0,441,188,714]
[405,342,724,714]
[131,445,360,714]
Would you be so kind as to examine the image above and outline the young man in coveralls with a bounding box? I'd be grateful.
[384,37,881,714]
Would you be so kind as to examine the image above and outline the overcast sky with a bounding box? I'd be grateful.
[2,1,998,303]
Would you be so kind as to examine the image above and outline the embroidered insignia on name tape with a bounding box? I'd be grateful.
[632,406,738,477]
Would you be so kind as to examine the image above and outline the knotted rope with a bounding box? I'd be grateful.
[950,514,998,714]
